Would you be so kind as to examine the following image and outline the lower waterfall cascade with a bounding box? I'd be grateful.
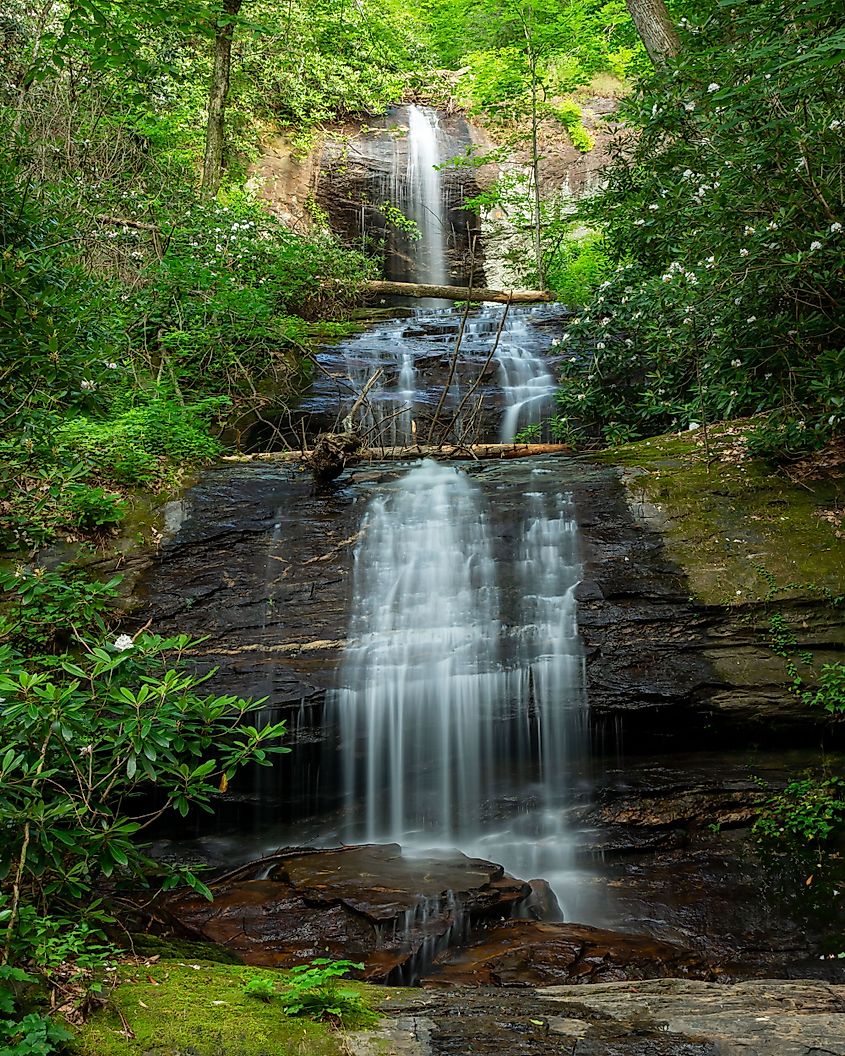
[328,459,589,916]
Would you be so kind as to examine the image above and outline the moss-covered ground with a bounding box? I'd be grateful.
[72,959,392,1056]
[594,424,845,605]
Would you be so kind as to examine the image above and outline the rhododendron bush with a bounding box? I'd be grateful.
[553,0,845,452]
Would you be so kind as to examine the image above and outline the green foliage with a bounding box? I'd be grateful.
[754,775,845,848]
[380,201,421,240]
[0,625,288,956]
[752,769,845,938]
[746,413,838,464]
[556,0,845,447]
[0,965,73,1056]
[242,976,277,1002]
[424,0,642,86]
[546,230,610,305]
[279,959,371,1025]
[801,664,845,718]
[548,99,594,153]
[0,565,122,655]
[57,393,228,486]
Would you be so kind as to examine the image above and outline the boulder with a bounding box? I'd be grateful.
[161,844,529,982]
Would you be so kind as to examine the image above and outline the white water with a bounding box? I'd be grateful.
[491,311,558,442]
[404,106,449,289]
[330,460,588,914]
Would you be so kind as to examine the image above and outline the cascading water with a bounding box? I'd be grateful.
[334,460,501,839]
[329,460,588,914]
[493,312,558,442]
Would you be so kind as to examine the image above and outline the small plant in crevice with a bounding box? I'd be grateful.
[751,771,845,941]
[279,959,372,1025]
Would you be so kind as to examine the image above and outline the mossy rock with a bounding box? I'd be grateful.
[71,960,382,1056]
[594,426,845,606]
[126,934,241,965]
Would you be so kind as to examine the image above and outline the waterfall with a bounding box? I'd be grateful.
[335,461,501,839]
[492,311,558,442]
[330,460,587,912]
[403,105,449,288]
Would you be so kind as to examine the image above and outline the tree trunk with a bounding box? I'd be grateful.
[625,0,680,67]
[364,280,554,304]
[200,0,243,198]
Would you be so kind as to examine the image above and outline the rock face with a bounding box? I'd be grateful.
[139,451,843,977]
[161,845,530,982]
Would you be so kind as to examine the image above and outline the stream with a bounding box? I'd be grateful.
[142,105,838,985]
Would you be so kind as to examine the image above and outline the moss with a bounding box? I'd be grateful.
[594,426,845,605]
[126,934,241,965]
[72,960,382,1056]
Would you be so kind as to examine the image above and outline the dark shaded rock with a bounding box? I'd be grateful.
[427,920,708,987]
[161,844,529,981]
[520,880,563,923]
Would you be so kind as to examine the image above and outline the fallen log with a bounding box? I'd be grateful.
[364,280,555,304]
[223,442,571,464]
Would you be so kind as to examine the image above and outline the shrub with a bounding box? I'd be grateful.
[555,0,845,447]
[0,628,289,956]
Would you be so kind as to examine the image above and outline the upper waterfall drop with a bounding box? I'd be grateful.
[404,105,449,288]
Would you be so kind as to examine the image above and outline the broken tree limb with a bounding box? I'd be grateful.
[223,442,571,465]
[364,280,555,304]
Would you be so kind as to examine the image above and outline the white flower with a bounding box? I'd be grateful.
[684,101,696,112]
[648,203,659,211]
[767,221,779,231]
[729,389,739,397]
[739,248,749,257]
[746,316,757,323]
[707,83,720,92]
[634,219,645,226]
[576,393,586,401]
[113,634,134,652]
[731,359,742,367]
[682,169,694,179]
[105,362,119,370]
[810,240,822,251]
[830,222,842,233]
[661,274,673,283]
[561,333,571,342]
[683,317,692,325]
[625,339,634,347]
[80,379,96,391]
[743,226,755,235]
[764,373,772,380]
[596,342,606,349]
[830,120,842,131]
[79,744,93,757]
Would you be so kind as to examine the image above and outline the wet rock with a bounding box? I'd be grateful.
[161,844,529,981]
[427,920,708,987]
[520,880,563,923]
